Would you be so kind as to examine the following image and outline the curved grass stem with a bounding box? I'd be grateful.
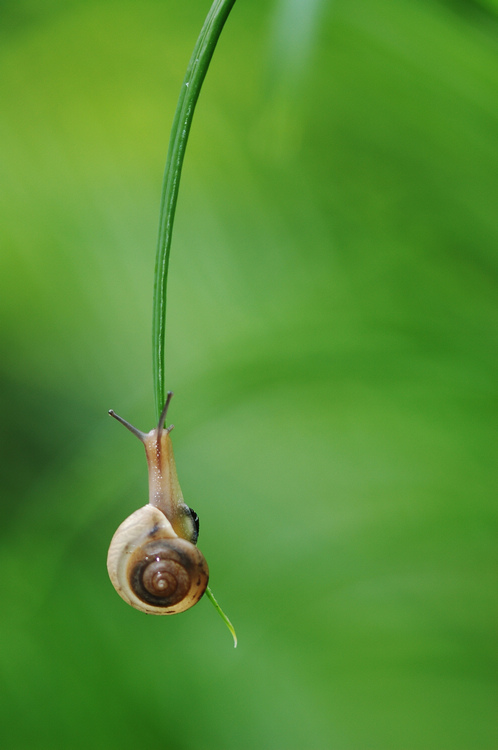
[153,0,237,417]
[152,0,238,644]
[206,586,238,647]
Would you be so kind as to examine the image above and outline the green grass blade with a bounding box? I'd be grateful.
[152,0,238,643]
[205,585,238,647]
[153,0,237,417]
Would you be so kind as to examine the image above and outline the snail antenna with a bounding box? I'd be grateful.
[108,410,147,442]
[157,391,174,436]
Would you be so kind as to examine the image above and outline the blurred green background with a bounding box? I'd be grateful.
[0,0,496,748]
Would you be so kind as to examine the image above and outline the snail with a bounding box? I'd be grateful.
[107,392,209,614]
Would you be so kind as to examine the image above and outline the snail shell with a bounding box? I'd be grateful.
[107,393,209,615]
[107,504,209,614]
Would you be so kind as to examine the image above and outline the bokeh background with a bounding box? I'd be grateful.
[0,0,496,748]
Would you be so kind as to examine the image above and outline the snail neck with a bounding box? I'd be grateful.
[144,429,184,524]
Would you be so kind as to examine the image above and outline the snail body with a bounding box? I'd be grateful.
[107,393,209,614]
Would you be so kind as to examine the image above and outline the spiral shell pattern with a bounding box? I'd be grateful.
[107,504,209,614]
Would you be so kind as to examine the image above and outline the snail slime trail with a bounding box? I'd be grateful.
[107,394,209,615]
